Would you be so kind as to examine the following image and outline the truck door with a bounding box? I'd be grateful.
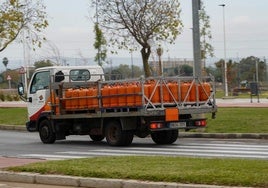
[27,71,50,122]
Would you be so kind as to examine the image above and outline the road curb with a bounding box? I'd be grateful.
[180,132,268,139]
[0,171,253,188]
[0,124,26,131]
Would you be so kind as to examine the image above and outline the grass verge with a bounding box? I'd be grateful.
[205,107,268,133]
[7,156,268,187]
[0,108,27,125]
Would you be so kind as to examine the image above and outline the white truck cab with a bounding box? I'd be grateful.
[18,65,104,131]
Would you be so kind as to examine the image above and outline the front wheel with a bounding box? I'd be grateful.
[151,130,178,145]
[39,119,56,144]
[105,120,134,146]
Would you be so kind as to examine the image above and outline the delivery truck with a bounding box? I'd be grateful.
[18,65,217,146]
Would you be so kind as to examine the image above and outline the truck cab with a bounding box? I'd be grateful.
[18,66,104,132]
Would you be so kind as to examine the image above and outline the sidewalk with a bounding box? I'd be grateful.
[216,98,268,108]
[0,157,44,168]
[0,101,26,108]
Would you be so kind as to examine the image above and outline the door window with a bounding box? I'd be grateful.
[70,69,90,81]
[30,71,50,94]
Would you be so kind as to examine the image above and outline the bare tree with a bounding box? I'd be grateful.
[93,0,183,77]
[37,41,62,65]
[0,0,48,52]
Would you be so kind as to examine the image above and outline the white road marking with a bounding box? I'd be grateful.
[20,142,268,160]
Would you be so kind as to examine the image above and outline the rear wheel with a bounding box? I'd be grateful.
[39,119,56,144]
[105,120,134,146]
[151,130,178,145]
[90,135,105,141]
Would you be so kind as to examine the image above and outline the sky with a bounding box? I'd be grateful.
[1,0,268,71]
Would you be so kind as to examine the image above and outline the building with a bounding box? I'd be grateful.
[149,58,194,76]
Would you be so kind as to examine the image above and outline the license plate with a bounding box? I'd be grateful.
[169,122,186,128]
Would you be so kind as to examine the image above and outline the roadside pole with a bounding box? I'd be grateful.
[192,0,201,78]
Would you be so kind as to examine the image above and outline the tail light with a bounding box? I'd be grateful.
[150,123,164,129]
[195,120,207,127]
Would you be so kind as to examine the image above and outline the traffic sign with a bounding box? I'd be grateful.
[19,66,26,74]
[7,75,11,80]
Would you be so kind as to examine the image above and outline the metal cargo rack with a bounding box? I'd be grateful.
[48,75,217,119]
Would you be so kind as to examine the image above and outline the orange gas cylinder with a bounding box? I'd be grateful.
[180,82,190,102]
[118,84,126,107]
[72,89,80,109]
[110,85,118,107]
[55,97,60,115]
[150,82,160,104]
[189,82,197,102]
[199,82,211,101]
[101,85,110,108]
[169,82,179,103]
[65,89,73,110]
[135,84,142,106]
[44,102,51,111]
[87,88,93,108]
[91,87,99,108]
[144,83,150,104]
[163,83,171,103]
[50,92,59,114]
[127,83,136,106]
[79,88,88,109]
[44,92,52,111]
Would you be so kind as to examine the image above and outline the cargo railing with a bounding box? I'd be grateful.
[48,75,216,115]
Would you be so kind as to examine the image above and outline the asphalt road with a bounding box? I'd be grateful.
[1,130,268,161]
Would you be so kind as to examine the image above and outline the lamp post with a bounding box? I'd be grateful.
[23,31,30,92]
[219,4,228,97]
[192,0,202,78]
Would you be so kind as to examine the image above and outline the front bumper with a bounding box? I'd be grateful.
[26,121,38,132]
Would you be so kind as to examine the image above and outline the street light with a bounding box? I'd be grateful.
[219,4,228,97]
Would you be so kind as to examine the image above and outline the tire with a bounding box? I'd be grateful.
[39,119,56,144]
[105,120,134,146]
[151,130,178,145]
[90,135,105,141]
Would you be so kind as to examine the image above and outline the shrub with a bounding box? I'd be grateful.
[13,95,20,101]
[0,92,5,101]
[6,94,13,101]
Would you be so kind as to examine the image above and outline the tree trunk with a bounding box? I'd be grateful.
[158,58,162,76]
[141,47,151,78]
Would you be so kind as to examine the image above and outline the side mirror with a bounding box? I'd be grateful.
[18,82,27,102]
[18,82,24,96]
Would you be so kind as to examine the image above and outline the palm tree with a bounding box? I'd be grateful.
[2,57,8,79]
